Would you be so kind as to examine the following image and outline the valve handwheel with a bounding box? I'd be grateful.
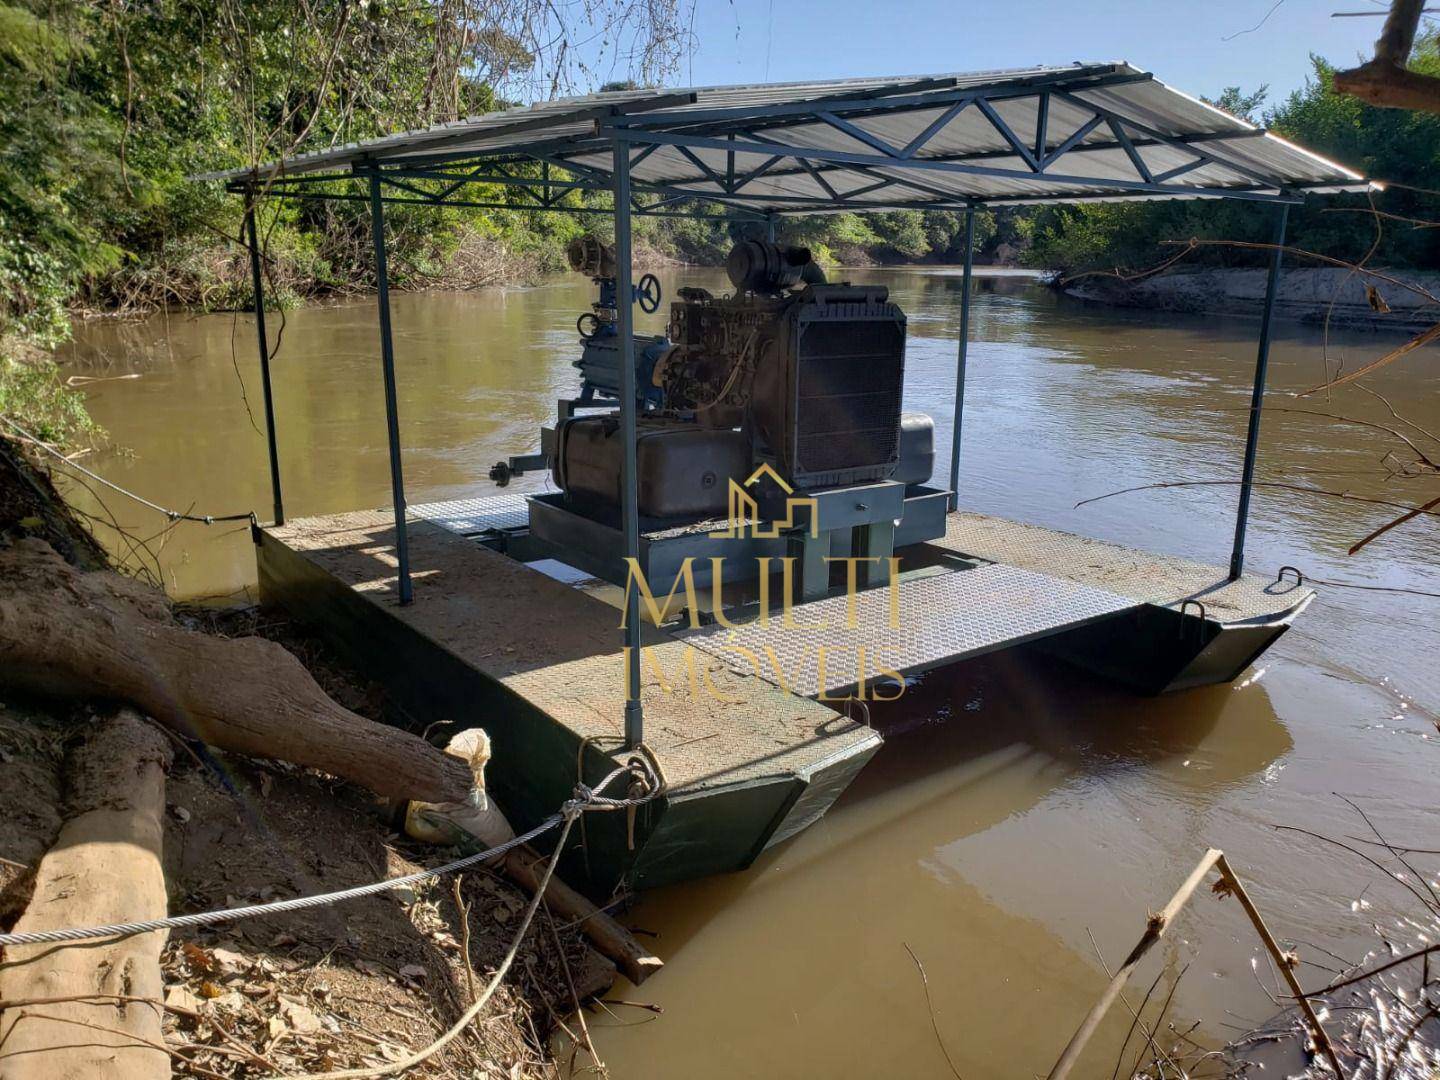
[635,273,663,314]
[577,312,603,339]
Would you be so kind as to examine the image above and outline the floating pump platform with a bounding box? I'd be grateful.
[208,63,1362,897]
[256,496,1311,895]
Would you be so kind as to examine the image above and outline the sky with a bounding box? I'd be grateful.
[643,0,1395,111]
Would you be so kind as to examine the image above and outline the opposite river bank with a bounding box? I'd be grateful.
[1062,265,1440,331]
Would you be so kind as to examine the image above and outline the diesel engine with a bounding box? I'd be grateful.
[506,235,933,522]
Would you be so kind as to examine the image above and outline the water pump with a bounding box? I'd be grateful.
[494,235,934,516]
[568,236,670,408]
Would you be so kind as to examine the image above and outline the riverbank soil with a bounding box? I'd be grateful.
[1064,266,1440,331]
[0,437,601,1078]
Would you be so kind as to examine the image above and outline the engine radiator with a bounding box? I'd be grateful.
[754,285,908,489]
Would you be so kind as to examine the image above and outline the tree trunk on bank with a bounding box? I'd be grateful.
[0,538,474,804]
[0,709,173,1080]
[0,536,662,987]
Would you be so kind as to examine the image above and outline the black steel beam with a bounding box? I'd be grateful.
[253,187,765,220]
[612,129,1289,201]
[1051,90,1281,190]
[244,203,284,526]
[949,208,975,512]
[1230,203,1290,580]
[612,141,643,748]
[248,123,1280,213]
[366,170,413,605]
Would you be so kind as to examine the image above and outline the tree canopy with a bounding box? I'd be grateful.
[5,6,1438,442]
[1026,34,1440,276]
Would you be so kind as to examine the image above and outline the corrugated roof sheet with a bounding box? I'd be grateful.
[196,62,1367,209]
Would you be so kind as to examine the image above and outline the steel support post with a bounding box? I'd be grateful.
[367,170,413,604]
[613,140,644,748]
[245,202,284,526]
[765,213,777,243]
[947,207,976,511]
[1229,202,1290,581]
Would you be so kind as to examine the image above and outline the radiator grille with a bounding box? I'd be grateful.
[792,315,905,483]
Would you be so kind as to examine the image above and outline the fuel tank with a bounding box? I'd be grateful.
[554,415,751,519]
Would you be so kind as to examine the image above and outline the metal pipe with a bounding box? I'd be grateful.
[613,139,644,748]
[947,208,975,511]
[1229,201,1290,581]
[765,213,776,243]
[367,169,413,605]
[244,202,284,526]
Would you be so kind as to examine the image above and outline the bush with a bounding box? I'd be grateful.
[0,343,96,444]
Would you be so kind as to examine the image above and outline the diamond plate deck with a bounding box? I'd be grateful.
[682,564,1137,698]
[409,493,533,535]
[263,510,878,794]
[933,512,1313,624]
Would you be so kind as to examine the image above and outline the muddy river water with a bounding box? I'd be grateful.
[62,269,1440,1077]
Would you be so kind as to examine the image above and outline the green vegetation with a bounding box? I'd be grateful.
[0,0,1011,444]
[5,2,1438,444]
[1026,36,1440,276]
[0,0,682,441]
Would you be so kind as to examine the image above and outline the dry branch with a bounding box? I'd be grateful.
[1213,855,1344,1077]
[501,847,662,987]
[1301,321,1440,397]
[1335,0,1440,113]
[1046,849,1343,1080]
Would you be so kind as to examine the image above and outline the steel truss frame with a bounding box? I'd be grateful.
[232,69,1312,215]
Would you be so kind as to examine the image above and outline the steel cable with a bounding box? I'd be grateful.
[0,764,655,948]
[1,416,255,525]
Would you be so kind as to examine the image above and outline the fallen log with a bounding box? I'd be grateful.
[0,709,173,1080]
[0,538,662,987]
[0,538,473,804]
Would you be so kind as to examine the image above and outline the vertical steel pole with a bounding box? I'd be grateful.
[367,170,413,605]
[765,213,777,244]
[1229,202,1289,581]
[245,201,284,525]
[613,140,644,748]
[947,207,976,511]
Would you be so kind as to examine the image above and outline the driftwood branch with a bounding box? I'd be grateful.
[1212,855,1345,1077]
[502,846,662,986]
[1047,849,1344,1080]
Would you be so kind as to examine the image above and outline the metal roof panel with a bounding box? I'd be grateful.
[195,62,1367,209]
